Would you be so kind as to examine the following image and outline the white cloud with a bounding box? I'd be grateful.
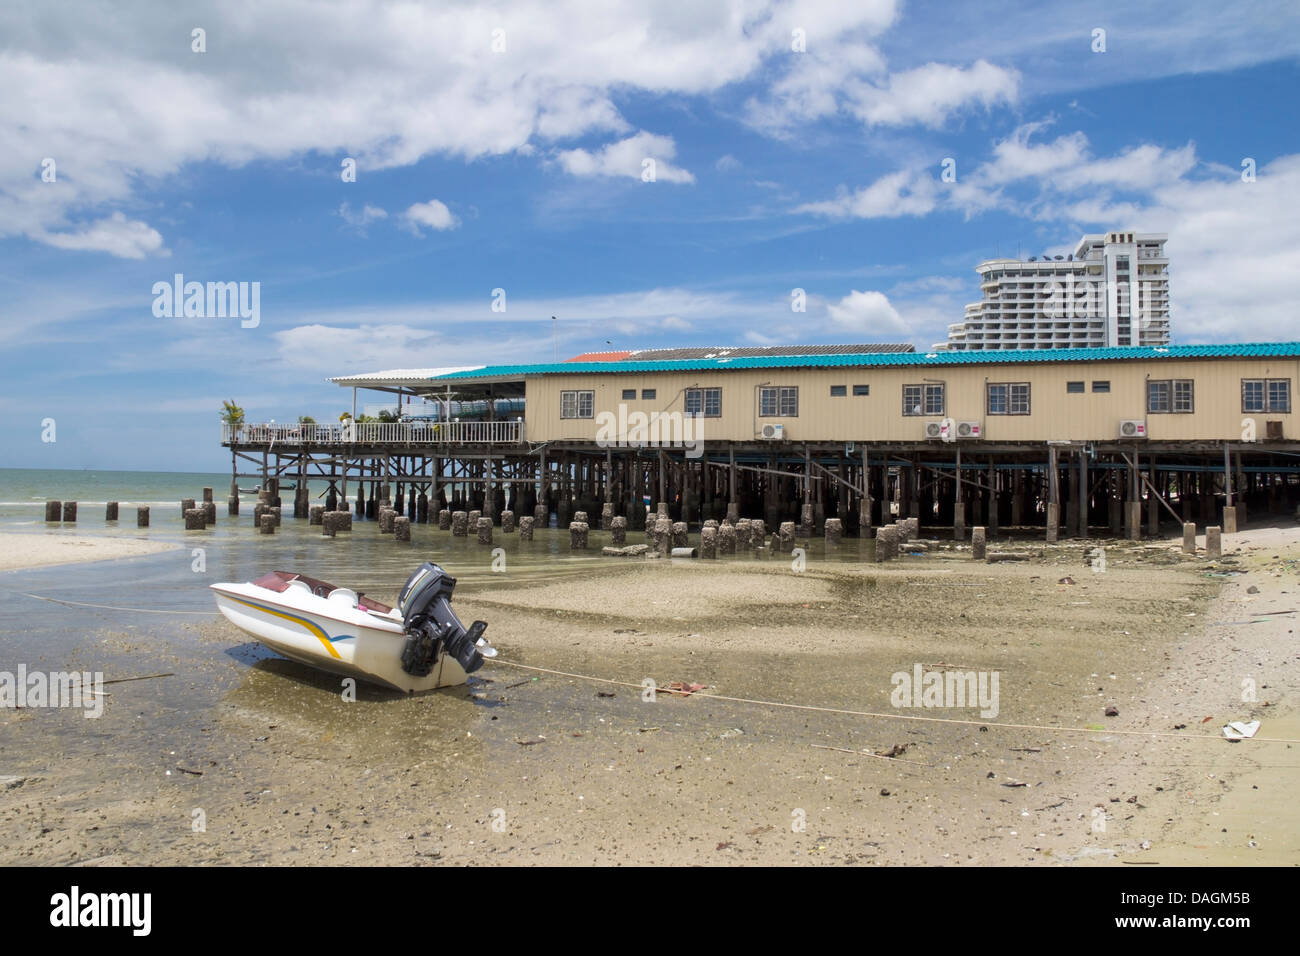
[37,212,166,259]
[336,202,388,232]
[402,199,460,234]
[846,59,1019,128]
[556,131,695,184]
[795,170,937,218]
[0,1,916,254]
[798,124,1205,224]
[826,290,906,334]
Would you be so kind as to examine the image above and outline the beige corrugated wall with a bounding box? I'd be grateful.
[516,356,1299,443]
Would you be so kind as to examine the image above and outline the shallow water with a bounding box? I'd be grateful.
[0,514,874,761]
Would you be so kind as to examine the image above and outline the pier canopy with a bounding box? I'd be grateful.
[329,366,496,395]
[329,364,527,409]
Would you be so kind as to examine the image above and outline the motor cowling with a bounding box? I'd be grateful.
[396,562,493,675]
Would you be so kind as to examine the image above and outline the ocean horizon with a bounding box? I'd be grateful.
[0,467,307,521]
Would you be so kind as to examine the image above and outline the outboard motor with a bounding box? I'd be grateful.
[396,562,496,676]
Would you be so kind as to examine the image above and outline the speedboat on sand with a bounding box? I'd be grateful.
[211,562,496,692]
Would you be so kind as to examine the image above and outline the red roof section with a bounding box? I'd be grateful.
[565,350,633,362]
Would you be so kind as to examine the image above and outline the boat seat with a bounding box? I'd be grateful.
[284,580,313,598]
[327,587,359,609]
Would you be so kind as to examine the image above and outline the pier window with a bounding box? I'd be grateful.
[852,384,870,396]
[1242,378,1291,413]
[830,385,847,397]
[1091,380,1110,393]
[685,387,722,417]
[1148,379,1194,414]
[987,382,1030,415]
[560,390,594,419]
[641,389,657,400]
[622,389,636,400]
[759,386,798,417]
[903,383,944,416]
[1066,381,1084,393]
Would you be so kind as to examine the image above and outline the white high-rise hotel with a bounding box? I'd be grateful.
[938,232,1171,350]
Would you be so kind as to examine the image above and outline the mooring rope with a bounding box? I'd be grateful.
[485,657,1300,745]
[8,587,1295,746]
[7,591,217,615]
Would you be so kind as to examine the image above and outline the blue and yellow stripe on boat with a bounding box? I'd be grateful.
[229,597,353,659]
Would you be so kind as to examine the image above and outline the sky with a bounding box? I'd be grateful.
[2,0,1299,471]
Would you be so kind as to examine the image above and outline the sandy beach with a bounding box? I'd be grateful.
[0,531,179,573]
[1,522,1296,866]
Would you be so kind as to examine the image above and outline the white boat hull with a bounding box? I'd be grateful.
[211,580,468,692]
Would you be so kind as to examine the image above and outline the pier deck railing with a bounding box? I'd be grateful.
[223,420,525,445]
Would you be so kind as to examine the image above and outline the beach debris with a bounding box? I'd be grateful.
[102,672,174,686]
[176,766,203,776]
[716,841,734,851]
[875,743,909,758]
[1200,715,1214,723]
[662,681,706,697]
[0,775,29,791]
[1104,705,1119,717]
[602,544,650,557]
[1058,576,1076,585]
[596,691,616,698]
[986,551,1031,563]
[747,825,774,836]
[515,737,545,746]
[1222,720,1260,740]
[1246,585,1260,594]
[879,788,891,796]
[1001,780,1028,788]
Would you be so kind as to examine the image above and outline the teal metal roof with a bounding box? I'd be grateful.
[429,342,1300,381]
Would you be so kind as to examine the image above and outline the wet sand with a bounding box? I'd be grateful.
[0,531,179,572]
[1,521,1297,866]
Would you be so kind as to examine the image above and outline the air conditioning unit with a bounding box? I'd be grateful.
[760,423,785,440]
[1118,419,1147,439]
[956,421,982,439]
[925,421,948,440]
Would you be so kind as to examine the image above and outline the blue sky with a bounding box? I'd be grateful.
[3,0,1299,470]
